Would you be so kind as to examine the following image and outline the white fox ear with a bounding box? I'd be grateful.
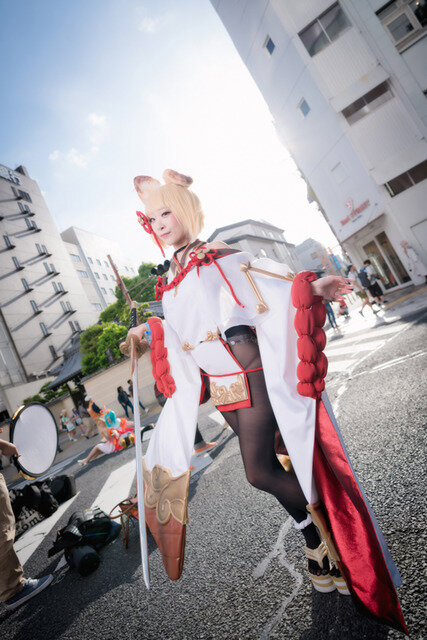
[162,169,193,188]
[133,175,162,203]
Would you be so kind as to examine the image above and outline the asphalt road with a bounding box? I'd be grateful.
[1,309,426,640]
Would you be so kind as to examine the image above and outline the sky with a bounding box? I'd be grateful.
[0,0,340,267]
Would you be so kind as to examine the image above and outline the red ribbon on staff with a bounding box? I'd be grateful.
[136,210,165,257]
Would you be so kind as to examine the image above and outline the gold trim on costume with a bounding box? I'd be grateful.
[204,328,220,342]
[240,262,269,314]
[210,373,248,406]
[143,460,190,525]
[181,341,194,351]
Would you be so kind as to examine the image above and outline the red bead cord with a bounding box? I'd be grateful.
[291,271,328,400]
[155,248,244,308]
[147,317,176,397]
[136,210,165,257]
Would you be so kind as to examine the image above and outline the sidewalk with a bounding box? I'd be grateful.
[2,404,160,487]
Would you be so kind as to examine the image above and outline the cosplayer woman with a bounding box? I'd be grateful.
[125,170,406,634]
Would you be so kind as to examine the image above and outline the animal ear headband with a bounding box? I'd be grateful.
[134,169,193,257]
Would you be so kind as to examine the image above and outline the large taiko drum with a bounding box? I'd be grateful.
[9,403,58,477]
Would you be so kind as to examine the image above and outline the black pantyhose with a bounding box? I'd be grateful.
[218,332,329,575]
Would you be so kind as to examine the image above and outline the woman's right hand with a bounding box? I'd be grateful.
[127,323,148,342]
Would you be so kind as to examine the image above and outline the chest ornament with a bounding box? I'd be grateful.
[155,248,244,309]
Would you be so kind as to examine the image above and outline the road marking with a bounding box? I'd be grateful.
[15,493,80,566]
[252,518,304,639]
[328,360,354,373]
[331,314,423,416]
[349,350,426,378]
[91,459,136,513]
[326,339,385,357]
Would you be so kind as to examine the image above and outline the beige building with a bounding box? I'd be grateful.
[208,219,301,272]
[61,227,137,312]
[0,164,98,418]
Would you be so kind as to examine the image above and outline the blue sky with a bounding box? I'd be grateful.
[0,0,338,265]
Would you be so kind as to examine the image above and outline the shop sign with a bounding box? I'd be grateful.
[340,199,369,226]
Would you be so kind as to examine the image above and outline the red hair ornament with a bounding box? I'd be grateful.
[136,210,165,257]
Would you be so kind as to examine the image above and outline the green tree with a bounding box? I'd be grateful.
[100,261,156,324]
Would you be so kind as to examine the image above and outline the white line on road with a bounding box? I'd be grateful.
[327,360,354,373]
[15,493,80,566]
[326,339,385,356]
[348,350,426,378]
[253,517,304,639]
[91,459,136,513]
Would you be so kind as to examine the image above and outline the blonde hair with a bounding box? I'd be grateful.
[145,183,204,249]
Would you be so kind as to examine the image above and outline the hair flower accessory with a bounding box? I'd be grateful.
[136,210,165,257]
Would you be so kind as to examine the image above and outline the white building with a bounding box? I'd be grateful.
[296,237,344,274]
[0,164,98,417]
[208,218,301,271]
[211,0,427,292]
[60,227,137,312]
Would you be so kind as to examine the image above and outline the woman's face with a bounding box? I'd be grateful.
[147,207,190,248]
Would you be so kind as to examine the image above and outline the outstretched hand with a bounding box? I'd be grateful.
[311,275,353,300]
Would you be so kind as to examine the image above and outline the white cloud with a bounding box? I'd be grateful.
[48,150,60,161]
[88,112,107,128]
[138,12,173,34]
[66,146,98,168]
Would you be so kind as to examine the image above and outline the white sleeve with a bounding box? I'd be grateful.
[144,319,201,476]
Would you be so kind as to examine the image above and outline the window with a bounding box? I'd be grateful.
[69,320,76,332]
[77,269,88,278]
[92,303,102,310]
[42,245,48,254]
[12,257,21,270]
[3,235,12,248]
[342,82,393,124]
[384,159,427,196]
[299,3,351,56]
[32,221,38,231]
[52,281,58,293]
[74,320,81,332]
[70,253,81,263]
[88,257,93,264]
[44,262,51,274]
[36,243,42,254]
[49,263,56,273]
[125,266,129,272]
[49,345,58,360]
[30,300,39,313]
[377,0,426,48]
[96,259,101,266]
[25,218,33,230]
[58,282,64,292]
[60,301,67,312]
[18,189,32,202]
[21,278,30,291]
[109,288,114,295]
[40,322,49,337]
[110,275,115,281]
[103,273,108,280]
[94,272,100,279]
[101,287,107,294]
[66,301,72,311]
[18,202,25,213]
[298,98,311,117]
[264,35,275,55]
[104,260,108,267]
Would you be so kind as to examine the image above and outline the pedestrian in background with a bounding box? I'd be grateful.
[324,300,339,332]
[60,410,77,442]
[361,260,388,306]
[346,265,377,316]
[71,407,85,437]
[127,378,148,413]
[77,401,96,439]
[117,386,134,418]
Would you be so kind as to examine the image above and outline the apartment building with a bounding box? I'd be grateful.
[208,218,301,271]
[295,237,345,274]
[0,164,98,417]
[61,227,137,312]
[211,0,427,292]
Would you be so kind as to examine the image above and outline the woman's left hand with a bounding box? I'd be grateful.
[311,275,353,300]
